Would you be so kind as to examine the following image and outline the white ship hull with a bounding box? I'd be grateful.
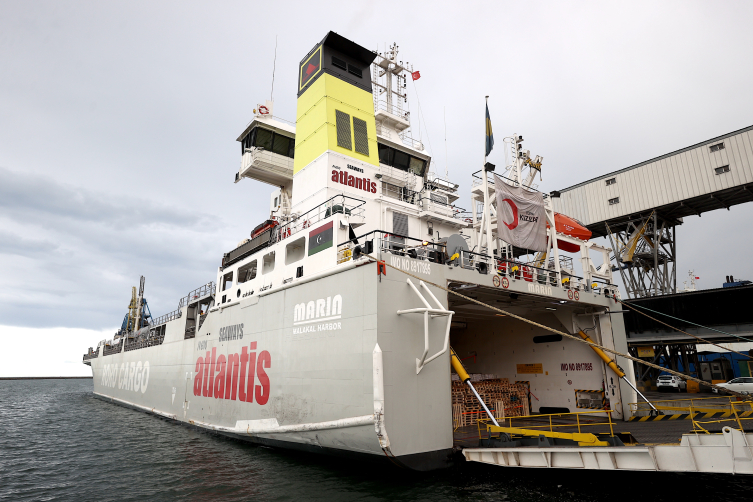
[87,254,634,470]
[89,261,457,469]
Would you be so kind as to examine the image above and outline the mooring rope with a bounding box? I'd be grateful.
[365,254,746,399]
[614,298,753,360]
[618,299,753,346]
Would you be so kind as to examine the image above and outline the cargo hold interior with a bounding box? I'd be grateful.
[447,284,615,432]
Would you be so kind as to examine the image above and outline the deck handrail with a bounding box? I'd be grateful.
[477,409,617,440]
[178,282,215,308]
[273,194,366,244]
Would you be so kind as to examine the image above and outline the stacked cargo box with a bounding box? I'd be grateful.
[451,377,531,427]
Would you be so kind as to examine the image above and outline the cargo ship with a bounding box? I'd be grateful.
[83,32,753,473]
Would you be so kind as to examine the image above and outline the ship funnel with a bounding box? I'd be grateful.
[294,32,379,175]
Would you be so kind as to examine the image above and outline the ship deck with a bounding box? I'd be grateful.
[454,392,751,449]
[453,417,703,448]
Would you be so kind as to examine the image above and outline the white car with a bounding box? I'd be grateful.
[656,375,686,392]
[713,377,753,395]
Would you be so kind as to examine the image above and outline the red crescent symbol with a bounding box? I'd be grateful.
[502,198,519,230]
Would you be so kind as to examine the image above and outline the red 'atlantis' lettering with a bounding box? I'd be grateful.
[193,342,271,405]
[208,348,216,396]
[255,350,271,405]
[239,346,249,402]
[193,356,203,396]
[202,350,211,397]
[226,352,240,400]
[214,354,226,398]
[331,170,376,194]
[247,342,257,403]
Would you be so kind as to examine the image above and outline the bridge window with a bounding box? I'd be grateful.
[392,149,410,170]
[255,128,273,151]
[272,134,292,157]
[605,178,616,186]
[608,197,620,205]
[409,157,425,176]
[715,165,730,175]
[378,143,427,177]
[241,127,295,159]
[709,143,725,152]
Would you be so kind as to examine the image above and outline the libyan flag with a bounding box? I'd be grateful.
[309,221,333,256]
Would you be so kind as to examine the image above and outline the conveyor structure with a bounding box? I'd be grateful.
[553,125,753,298]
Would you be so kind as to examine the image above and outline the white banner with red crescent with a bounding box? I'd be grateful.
[494,175,547,251]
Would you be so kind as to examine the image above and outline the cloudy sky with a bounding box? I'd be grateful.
[2,1,752,375]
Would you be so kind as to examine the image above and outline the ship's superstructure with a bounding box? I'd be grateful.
[83,32,753,474]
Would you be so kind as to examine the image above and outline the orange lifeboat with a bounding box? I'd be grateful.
[547,213,592,253]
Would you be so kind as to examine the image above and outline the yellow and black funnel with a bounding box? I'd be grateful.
[294,32,379,174]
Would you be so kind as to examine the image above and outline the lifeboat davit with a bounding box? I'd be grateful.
[547,213,592,253]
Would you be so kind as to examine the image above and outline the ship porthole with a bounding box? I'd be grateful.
[237,289,241,298]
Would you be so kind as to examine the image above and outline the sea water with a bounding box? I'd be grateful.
[1,379,751,502]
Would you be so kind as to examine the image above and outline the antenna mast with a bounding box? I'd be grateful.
[444,107,449,179]
[270,35,278,102]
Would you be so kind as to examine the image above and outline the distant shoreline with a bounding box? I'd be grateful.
[0,377,93,380]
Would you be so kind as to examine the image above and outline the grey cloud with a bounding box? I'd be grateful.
[0,167,204,228]
[0,229,60,257]
[0,166,235,329]
[1,0,752,331]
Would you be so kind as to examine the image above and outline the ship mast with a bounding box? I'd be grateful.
[372,43,408,118]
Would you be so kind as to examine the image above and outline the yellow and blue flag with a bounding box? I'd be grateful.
[485,102,494,156]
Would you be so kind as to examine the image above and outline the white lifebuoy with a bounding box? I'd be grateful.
[258,105,269,115]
